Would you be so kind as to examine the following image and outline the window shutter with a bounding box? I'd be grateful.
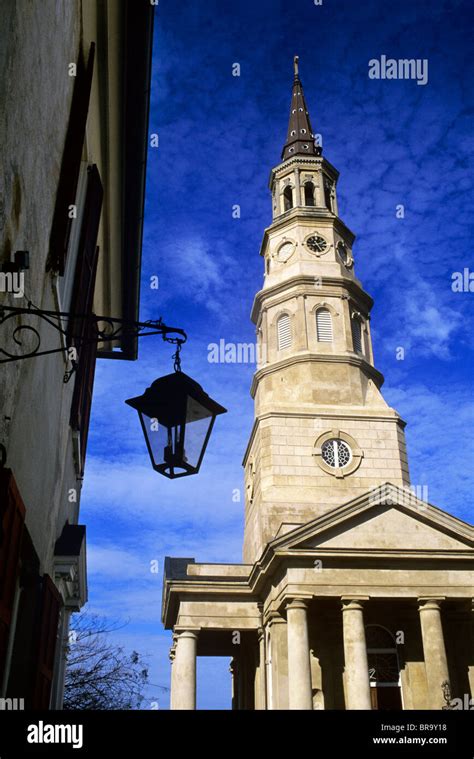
[316,308,333,342]
[69,164,102,473]
[32,575,62,709]
[277,314,292,350]
[352,317,363,354]
[68,164,103,353]
[72,323,98,475]
[0,470,25,681]
[47,43,96,274]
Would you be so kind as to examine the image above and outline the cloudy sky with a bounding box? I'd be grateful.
[80,0,474,709]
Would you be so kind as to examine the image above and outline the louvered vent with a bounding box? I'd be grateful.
[277,314,292,350]
[351,317,363,354]
[316,308,333,342]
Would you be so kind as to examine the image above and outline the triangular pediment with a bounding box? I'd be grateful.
[272,484,474,554]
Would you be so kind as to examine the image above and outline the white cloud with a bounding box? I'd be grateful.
[87,544,151,580]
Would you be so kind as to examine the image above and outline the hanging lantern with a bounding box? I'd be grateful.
[126,372,227,478]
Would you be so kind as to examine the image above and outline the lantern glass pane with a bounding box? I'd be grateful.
[140,412,177,469]
[182,396,214,468]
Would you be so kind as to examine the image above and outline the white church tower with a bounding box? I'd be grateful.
[244,56,410,562]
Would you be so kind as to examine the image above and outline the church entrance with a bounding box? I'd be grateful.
[370,685,402,710]
[366,625,403,711]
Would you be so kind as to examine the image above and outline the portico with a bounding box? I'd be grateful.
[163,485,474,710]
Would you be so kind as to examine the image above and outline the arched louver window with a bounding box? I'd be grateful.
[304,182,315,207]
[351,316,363,354]
[277,314,292,350]
[283,185,293,211]
[324,179,332,211]
[316,308,333,342]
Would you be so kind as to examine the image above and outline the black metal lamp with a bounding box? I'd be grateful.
[126,371,227,478]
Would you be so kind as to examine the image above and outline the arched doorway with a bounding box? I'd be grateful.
[366,625,402,710]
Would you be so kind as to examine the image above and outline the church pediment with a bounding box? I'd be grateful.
[272,484,474,554]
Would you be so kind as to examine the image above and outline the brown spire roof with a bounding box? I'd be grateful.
[281,56,319,161]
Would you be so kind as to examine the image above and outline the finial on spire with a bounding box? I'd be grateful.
[281,56,318,161]
[293,55,299,79]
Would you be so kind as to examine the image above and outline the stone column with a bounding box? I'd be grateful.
[169,636,177,710]
[171,629,198,710]
[286,598,313,709]
[257,626,267,710]
[341,597,371,710]
[418,598,450,709]
[294,168,301,206]
[314,167,323,207]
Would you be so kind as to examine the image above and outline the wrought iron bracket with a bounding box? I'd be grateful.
[0,303,187,383]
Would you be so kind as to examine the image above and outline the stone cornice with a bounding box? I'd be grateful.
[256,551,474,612]
[249,352,384,400]
[251,274,372,322]
[162,548,473,629]
[268,155,339,188]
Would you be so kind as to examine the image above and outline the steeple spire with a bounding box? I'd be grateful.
[281,56,318,161]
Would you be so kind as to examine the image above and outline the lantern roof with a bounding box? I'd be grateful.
[125,371,227,420]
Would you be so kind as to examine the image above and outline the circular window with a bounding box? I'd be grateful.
[321,439,352,468]
[291,129,296,136]
[337,241,348,265]
[314,430,363,478]
[300,128,307,134]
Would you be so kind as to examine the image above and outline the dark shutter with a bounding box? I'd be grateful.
[72,321,98,474]
[69,164,103,474]
[32,575,62,709]
[0,470,26,682]
[47,43,96,275]
[68,164,103,352]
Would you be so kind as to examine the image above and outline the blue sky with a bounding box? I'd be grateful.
[80,0,474,709]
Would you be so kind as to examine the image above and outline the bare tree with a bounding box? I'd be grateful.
[64,611,154,710]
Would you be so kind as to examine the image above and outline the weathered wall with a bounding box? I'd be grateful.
[0,0,82,573]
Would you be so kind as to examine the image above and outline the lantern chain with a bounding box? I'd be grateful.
[171,339,184,372]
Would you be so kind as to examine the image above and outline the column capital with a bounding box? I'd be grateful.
[341,596,369,612]
[173,627,200,640]
[418,597,445,611]
[266,610,286,627]
[285,596,312,612]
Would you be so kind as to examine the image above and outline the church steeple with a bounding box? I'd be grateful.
[281,56,319,161]
[242,58,411,563]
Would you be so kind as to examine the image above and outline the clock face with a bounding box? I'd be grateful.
[275,240,294,263]
[306,235,327,254]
